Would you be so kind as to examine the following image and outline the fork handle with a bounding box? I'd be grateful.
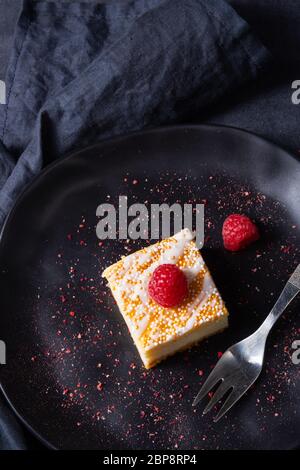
[259,265,300,336]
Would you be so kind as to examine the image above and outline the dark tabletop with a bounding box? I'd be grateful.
[0,0,299,450]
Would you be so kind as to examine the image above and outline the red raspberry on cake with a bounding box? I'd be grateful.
[148,264,188,308]
[222,214,259,251]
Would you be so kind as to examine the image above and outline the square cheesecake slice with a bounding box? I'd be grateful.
[102,228,228,368]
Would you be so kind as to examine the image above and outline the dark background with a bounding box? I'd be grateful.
[1,0,300,154]
[0,0,299,450]
[1,0,300,78]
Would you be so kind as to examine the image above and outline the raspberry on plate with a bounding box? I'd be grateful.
[148,264,188,308]
[222,214,260,251]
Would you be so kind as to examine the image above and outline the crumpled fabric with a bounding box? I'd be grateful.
[0,0,271,449]
[0,0,270,227]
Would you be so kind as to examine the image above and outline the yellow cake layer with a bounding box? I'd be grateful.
[102,228,229,368]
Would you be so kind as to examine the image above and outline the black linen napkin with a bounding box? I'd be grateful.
[0,0,271,449]
[0,0,271,227]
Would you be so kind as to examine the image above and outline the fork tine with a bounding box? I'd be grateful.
[288,263,300,289]
[192,363,224,407]
[202,381,231,415]
[213,386,247,422]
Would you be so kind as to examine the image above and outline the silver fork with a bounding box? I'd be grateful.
[192,264,300,422]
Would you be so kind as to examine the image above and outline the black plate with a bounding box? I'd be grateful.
[0,125,299,450]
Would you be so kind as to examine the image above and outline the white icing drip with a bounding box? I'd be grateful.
[134,280,148,304]
[176,273,216,335]
[182,259,204,283]
[161,239,186,264]
[173,227,194,242]
[160,228,194,264]
[121,253,135,270]
[138,250,153,265]
[133,313,150,338]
